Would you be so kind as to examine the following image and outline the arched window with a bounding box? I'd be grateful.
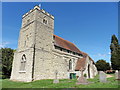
[69,59,72,70]
[20,54,26,71]
[43,19,47,24]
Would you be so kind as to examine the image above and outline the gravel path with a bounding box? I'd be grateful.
[106,74,113,78]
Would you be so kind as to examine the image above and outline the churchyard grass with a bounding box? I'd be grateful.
[0,72,2,79]
[1,74,119,88]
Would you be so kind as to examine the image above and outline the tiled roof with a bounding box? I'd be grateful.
[75,58,86,71]
[53,35,82,54]
[53,35,95,70]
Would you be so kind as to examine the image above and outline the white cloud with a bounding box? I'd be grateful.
[92,52,111,57]
[90,52,111,63]
[108,52,111,55]
[0,42,10,48]
[97,53,107,57]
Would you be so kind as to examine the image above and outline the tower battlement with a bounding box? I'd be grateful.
[22,5,54,19]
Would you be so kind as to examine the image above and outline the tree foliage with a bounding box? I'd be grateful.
[95,59,111,71]
[0,48,14,79]
[110,35,120,70]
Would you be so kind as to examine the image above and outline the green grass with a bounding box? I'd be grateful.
[0,71,2,79]
[1,74,119,88]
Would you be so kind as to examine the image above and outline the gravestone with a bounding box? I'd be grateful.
[99,71,107,83]
[118,71,120,80]
[53,70,59,83]
[115,70,118,79]
[115,70,120,80]
[76,67,89,85]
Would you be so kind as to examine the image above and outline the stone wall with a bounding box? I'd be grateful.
[33,49,54,80]
[52,48,82,79]
[83,56,98,79]
[33,6,55,80]
[10,7,38,82]
[10,49,34,82]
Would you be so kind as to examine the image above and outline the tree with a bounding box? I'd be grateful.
[106,63,111,70]
[110,35,120,70]
[0,48,14,79]
[95,60,111,71]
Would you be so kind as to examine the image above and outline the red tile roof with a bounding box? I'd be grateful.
[75,57,94,70]
[75,58,86,71]
[53,35,95,70]
[54,35,83,54]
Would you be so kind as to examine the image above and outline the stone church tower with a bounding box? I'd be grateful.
[10,6,55,82]
[11,5,98,82]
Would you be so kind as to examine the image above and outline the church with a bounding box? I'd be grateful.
[10,5,98,82]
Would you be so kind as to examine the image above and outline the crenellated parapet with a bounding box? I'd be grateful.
[22,5,54,19]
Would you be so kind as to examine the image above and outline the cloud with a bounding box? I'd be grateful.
[92,52,111,57]
[108,52,111,55]
[97,53,107,57]
[90,52,111,63]
[0,42,10,48]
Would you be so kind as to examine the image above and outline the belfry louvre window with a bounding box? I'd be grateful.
[20,54,26,71]
[43,19,47,24]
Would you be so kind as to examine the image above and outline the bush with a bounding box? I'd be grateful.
[84,74,87,77]
[1,48,14,79]
[95,60,111,71]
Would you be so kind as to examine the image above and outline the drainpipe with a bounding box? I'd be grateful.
[31,7,38,81]
[32,44,35,81]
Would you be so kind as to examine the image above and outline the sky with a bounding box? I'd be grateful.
[2,2,118,63]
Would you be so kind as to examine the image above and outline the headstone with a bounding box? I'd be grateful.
[53,79,59,83]
[118,71,120,80]
[115,70,118,79]
[76,67,89,85]
[115,70,120,80]
[99,71,107,83]
[53,70,59,83]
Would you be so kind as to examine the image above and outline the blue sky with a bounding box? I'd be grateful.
[2,2,118,63]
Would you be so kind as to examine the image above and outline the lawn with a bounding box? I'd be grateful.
[1,74,119,88]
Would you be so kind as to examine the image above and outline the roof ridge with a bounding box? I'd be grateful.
[53,34,77,47]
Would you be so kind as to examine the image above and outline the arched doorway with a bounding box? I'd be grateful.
[88,64,90,78]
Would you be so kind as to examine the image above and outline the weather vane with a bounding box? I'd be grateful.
[39,4,42,8]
